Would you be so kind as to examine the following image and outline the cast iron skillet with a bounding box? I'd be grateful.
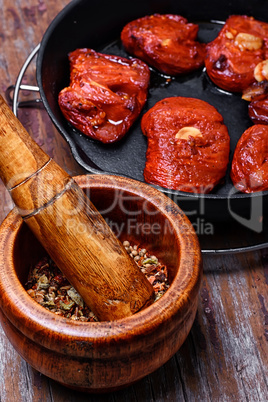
[35,0,268,248]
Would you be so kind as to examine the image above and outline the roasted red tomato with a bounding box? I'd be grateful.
[205,15,268,92]
[242,80,268,102]
[121,14,205,76]
[231,124,268,193]
[58,49,150,143]
[248,97,268,125]
[242,73,268,124]
[141,97,230,193]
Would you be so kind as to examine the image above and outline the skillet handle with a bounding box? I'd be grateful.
[5,44,41,116]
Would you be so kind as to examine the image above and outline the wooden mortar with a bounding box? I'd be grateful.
[0,174,202,392]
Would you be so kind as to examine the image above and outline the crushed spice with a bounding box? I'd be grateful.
[25,242,170,322]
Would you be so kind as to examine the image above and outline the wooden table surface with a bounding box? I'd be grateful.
[0,1,267,401]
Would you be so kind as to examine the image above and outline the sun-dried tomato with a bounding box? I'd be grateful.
[121,14,205,75]
[248,97,268,125]
[58,49,150,143]
[141,97,230,193]
[231,124,268,193]
[205,15,268,92]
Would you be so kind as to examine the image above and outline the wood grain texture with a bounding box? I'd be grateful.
[0,95,50,188]
[0,0,267,400]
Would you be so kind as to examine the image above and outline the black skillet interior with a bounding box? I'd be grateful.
[36,0,268,247]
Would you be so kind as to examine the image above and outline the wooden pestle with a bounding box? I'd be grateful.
[0,95,155,321]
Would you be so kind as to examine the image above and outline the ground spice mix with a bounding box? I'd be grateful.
[25,241,170,322]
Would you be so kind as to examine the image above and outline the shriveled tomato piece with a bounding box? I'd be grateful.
[242,80,268,102]
[141,97,230,193]
[231,124,268,193]
[121,14,205,76]
[248,97,268,125]
[58,49,150,143]
[205,15,268,92]
[242,77,268,124]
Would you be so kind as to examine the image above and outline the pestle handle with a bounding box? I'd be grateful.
[0,95,155,321]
